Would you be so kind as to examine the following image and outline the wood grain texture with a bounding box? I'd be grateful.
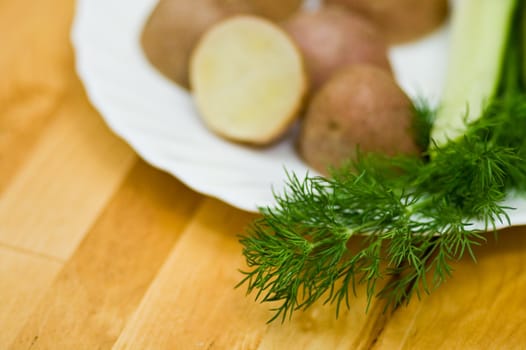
[258,298,389,350]
[112,200,388,350]
[0,81,136,260]
[3,0,526,348]
[113,199,266,350]
[0,247,62,348]
[0,0,74,191]
[0,0,137,260]
[10,162,203,350]
[374,226,526,349]
[0,91,136,259]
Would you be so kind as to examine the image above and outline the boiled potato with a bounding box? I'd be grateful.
[243,0,304,21]
[326,0,449,43]
[141,0,244,89]
[190,16,307,145]
[142,0,303,88]
[283,6,391,92]
[299,64,420,174]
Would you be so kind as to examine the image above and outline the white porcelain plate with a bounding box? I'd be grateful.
[71,0,526,229]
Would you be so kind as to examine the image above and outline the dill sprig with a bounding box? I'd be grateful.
[238,0,526,322]
[239,96,526,322]
[412,97,436,151]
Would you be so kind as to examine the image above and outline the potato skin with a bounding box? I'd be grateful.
[243,0,304,21]
[141,0,244,89]
[326,0,449,43]
[283,7,391,92]
[141,0,303,88]
[299,65,420,174]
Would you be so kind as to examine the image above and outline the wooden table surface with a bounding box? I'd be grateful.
[2,1,526,349]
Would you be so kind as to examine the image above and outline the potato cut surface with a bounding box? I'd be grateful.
[190,16,307,145]
[141,0,244,89]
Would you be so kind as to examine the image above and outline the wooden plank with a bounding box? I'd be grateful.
[0,0,136,261]
[258,292,388,350]
[112,199,264,350]
[0,0,135,256]
[112,199,389,350]
[0,0,73,89]
[0,90,60,193]
[0,0,75,191]
[0,81,137,260]
[0,247,62,348]
[374,226,526,349]
[10,162,203,350]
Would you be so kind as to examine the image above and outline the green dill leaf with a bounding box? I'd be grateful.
[412,97,437,151]
[237,1,526,322]
[238,95,526,322]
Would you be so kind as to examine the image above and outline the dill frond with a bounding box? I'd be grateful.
[412,97,437,151]
[238,96,526,322]
[238,0,526,322]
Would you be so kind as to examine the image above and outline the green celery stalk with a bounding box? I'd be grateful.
[522,1,526,87]
[431,0,517,146]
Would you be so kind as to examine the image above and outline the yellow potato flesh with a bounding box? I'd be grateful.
[190,16,307,145]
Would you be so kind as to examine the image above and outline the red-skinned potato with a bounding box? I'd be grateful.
[141,0,303,88]
[283,6,392,92]
[326,0,449,43]
[299,64,420,174]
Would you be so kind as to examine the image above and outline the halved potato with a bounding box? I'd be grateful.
[141,0,244,89]
[142,0,303,89]
[190,16,307,145]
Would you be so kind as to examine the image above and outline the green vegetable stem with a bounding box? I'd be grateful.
[238,0,526,322]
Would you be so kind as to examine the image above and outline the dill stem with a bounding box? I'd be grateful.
[405,196,433,217]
